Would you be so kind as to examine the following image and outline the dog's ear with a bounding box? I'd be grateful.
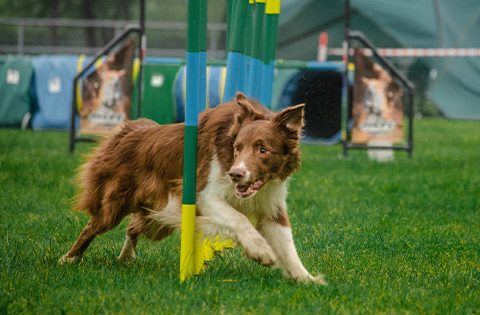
[234,92,265,124]
[235,92,258,115]
[273,104,305,132]
[235,91,248,103]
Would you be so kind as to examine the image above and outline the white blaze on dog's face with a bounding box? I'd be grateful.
[228,101,305,198]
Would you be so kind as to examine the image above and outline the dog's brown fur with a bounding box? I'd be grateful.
[60,92,325,283]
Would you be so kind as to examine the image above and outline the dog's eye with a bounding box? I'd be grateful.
[234,146,239,151]
[260,148,268,155]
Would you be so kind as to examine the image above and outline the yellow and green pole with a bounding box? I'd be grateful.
[259,0,281,108]
[180,0,207,281]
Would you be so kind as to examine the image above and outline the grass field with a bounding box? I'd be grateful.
[1,118,479,314]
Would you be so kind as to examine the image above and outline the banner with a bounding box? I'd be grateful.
[80,39,135,134]
[352,48,404,143]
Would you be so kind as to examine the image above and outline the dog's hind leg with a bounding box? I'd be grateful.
[59,212,127,264]
[119,212,177,262]
[118,233,139,263]
[118,213,142,262]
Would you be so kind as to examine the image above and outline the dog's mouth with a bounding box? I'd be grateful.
[235,180,265,198]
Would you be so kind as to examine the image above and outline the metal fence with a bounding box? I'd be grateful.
[0,17,227,58]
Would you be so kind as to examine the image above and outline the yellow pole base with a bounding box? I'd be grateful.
[180,204,196,281]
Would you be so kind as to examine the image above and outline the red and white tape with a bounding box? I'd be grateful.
[328,48,480,57]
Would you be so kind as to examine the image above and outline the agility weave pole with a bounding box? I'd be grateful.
[223,0,281,104]
[247,0,265,100]
[181,0,234,281]
[239,0,254,95]
[180,0,207,281]
[181,0,282,281]
[223,0,249,101]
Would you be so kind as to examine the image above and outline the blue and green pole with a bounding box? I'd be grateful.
[247,0,266,100]
[240,0,254,94]
[237,0,254,94]
[259,0,280,108]
[180,0,207,281]
[222,0,248,101]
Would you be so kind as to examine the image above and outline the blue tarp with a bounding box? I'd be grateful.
[31,55,78,130]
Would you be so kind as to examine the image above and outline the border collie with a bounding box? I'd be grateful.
[60,92,325,284]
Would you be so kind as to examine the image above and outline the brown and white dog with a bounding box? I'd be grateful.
[59,92,326,284]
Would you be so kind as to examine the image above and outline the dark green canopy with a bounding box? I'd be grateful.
[278,0,480,120]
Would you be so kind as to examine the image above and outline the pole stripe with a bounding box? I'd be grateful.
[328,47,480,57]
[265,0,280,14]
[180,204,196,281]
[184,53,201,127]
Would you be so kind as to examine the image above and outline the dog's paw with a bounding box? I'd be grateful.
[286,270,328,285]
[118,252,135,263]
[304,273,328,285]
[243,242,277,266]
[58,254,79,264]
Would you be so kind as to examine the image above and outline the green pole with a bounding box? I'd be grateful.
[226,0,236,51]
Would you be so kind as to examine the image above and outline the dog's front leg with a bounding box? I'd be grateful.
[257,210,327,284]
[196,199,277,266]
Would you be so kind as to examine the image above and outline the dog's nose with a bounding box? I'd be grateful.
[229,168,246,182]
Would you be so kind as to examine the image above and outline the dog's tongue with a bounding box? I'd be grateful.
[235,180,264,198]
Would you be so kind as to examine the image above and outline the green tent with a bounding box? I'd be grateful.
[131,63,179,124]
[277,0,480,120]
[0,55,33,126]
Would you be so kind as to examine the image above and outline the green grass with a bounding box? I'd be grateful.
[1,118,479,314]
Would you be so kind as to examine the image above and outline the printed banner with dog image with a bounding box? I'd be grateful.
[351,48,404,143]
[80,39,135,134]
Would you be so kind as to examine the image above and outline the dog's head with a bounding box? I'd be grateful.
[226,92,304,198]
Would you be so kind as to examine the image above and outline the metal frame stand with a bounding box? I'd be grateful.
[69,0,145,153]
[342,0,415,158]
